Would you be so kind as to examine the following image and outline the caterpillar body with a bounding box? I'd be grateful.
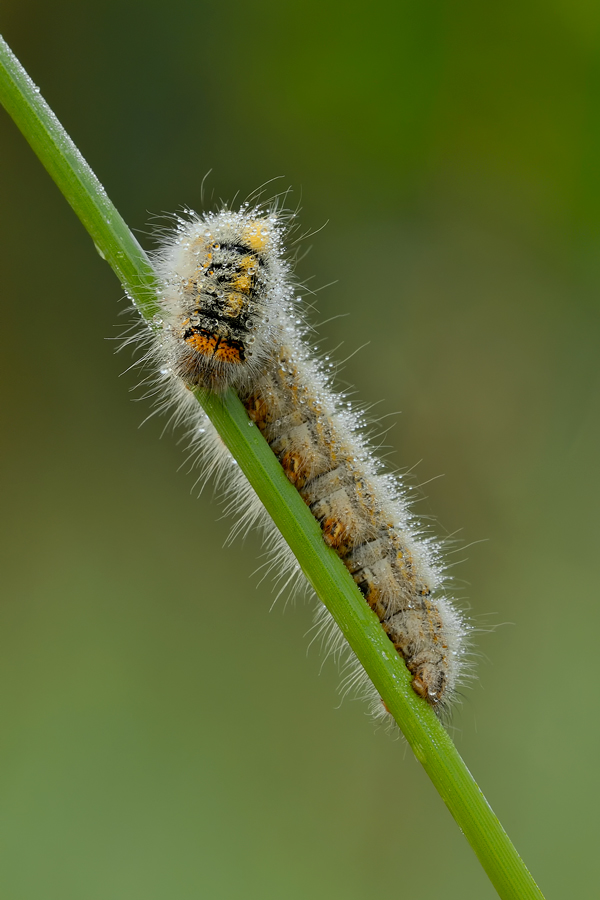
[147,204,469,715]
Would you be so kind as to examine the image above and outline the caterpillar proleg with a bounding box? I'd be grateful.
[145,203,470,716]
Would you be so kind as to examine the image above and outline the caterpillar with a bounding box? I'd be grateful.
[143,202,469,716]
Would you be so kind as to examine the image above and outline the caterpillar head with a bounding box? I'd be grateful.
[154,208,291,391]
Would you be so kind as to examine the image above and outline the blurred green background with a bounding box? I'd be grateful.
[1,2,599,897]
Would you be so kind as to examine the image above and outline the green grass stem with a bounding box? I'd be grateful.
[0,33,545,900]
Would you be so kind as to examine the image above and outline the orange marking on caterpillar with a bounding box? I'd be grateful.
[214,339,244,364]
[185,331,218,357]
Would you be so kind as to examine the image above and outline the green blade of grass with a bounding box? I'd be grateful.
[0,33,545,900]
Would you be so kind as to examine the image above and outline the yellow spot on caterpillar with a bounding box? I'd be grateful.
[232,273,252,292]
[242,221,269,251]
[224,293,246,317]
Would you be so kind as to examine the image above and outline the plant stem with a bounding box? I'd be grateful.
[0,33,546,900]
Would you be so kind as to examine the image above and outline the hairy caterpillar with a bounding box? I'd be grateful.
[144,203,469,715]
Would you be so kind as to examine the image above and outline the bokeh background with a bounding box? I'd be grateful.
[1,2,599,897]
